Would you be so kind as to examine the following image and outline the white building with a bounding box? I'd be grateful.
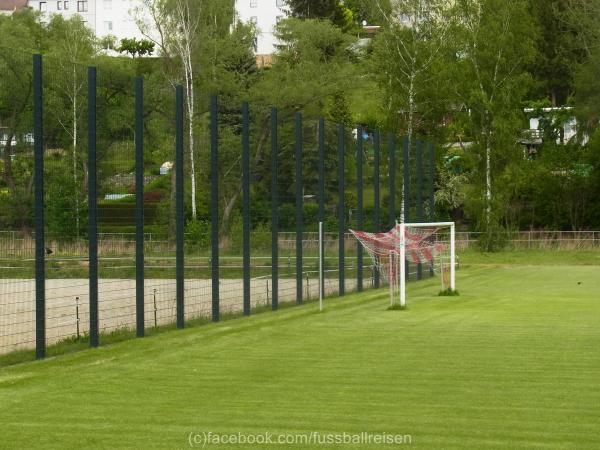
[24,0,286,59]
[235,0,287,58]
[27,0,147,43]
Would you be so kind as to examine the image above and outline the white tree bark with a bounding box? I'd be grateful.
[173,0,199,220]
[485,129,492,222]
[136,0,200,220]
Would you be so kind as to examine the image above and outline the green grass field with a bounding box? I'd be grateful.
[1,254,599,449]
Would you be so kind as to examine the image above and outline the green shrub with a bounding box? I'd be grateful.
[477,222,508,252]
[185,219,210,250]
[438,288,459,297]
[387,304,407,311]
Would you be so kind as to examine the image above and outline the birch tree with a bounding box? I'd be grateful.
[452,0,536,225]
[370,0,454,143]
[46,16,96,235]
[137,0,201,220]
[368,0,454,221]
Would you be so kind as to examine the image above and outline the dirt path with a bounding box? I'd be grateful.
[0,277,360,354]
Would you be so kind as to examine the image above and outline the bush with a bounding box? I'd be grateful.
[144,191,165,202]
[303,203,319,226]
[387,304,407,311]
[185,219,210,250]
[251,222,272,251]
[229,215,243,252]
[278,203,296,230]
[477,222,508,252]
[145,175,170,192]
[46,172,87,240]
[438,288,459,297]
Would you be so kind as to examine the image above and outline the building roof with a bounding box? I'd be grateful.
[0,0,27,11]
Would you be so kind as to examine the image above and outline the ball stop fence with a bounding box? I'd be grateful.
[0,51,438,360]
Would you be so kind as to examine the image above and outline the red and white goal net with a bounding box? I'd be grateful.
[350,222,455,306]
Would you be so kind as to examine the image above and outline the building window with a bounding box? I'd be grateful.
[276,0,285,7]
[250,16,258,24]
[250,0,257,7]
[64,0,69,9]
[104,21,113,31]
[57,1,62,10]
[39,1,47,11]
[77,0,88,12]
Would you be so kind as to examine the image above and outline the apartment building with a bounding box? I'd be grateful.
[27,0,146,42]
[19,0,285,59]
[235,0,287,58]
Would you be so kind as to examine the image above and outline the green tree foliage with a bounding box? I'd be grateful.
[3,0,600,239]
[285,0,355,30]
[242,19,358,228]
[369,0,455,139]
[118,37,155,58]
[0,9,44,231]
[528,0,585,106]
[450,0,537,228]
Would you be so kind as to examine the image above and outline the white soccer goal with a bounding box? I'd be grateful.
[351,222,456,308]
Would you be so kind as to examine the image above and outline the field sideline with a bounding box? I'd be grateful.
[1,256,599,449]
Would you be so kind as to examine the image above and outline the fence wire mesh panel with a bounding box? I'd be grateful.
[0,48,36,355]
[94,62,137,338]
[42,54,90,347]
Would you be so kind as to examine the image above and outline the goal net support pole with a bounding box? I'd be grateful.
[319,221,324,311]
[400,223,406,307]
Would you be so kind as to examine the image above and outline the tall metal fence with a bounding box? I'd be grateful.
[0,51,438,359]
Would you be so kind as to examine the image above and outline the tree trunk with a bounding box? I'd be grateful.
[220,122,270,231]
[185,50,197,221]
[485,129,492,225]
[222,189,240,231]
[401,72,416,223]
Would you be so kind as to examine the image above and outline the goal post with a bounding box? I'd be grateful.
[350,221,456,308]
[399,222,455,307]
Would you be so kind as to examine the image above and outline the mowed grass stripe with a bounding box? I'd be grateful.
[0,265,599,449]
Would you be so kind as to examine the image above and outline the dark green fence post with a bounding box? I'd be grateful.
[210,95,220,322]
[33,54,45,359]
[357,126,363,292]
[389,133,396,227]
[416,140,424,280]
[429,143,435,221]
[338,124,345,297]
[175,85,185,328]
[135,77,145,337]
[88,66,99,346]
[429,142,435,276]
[318,118,325,298]
[295,112,303,304]
[374,129,381,288]
[271,107,279,311]
[403,137,410,280]
[242,101,250,316]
